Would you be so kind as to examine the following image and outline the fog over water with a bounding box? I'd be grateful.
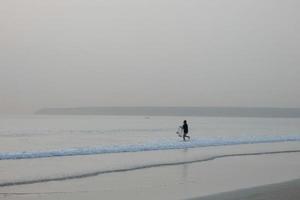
[1,0,299,114]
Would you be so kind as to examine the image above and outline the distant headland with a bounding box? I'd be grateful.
[35,107,300,118]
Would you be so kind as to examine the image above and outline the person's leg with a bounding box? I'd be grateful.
[184,132,190,140]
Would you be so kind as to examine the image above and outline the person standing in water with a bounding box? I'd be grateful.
[182,120,190,141]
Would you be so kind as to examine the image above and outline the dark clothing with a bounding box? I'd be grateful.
[182,122,190,141]
[182,123,188,134]
[183,132,188,137]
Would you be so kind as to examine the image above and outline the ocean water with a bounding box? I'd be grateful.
[0,115,300,187]
[0,115,300,156]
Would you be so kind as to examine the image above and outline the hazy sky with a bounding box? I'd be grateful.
[1,0,300,113]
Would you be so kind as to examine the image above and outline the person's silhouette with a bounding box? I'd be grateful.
[182,120,190,141]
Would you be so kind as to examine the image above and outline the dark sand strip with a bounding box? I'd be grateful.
[1,150,300,188]
[190,179,300,200]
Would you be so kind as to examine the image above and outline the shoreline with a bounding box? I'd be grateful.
[190,178,300,200]
[1,149,300,188]
[1,142,300,199]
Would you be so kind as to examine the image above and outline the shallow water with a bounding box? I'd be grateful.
[0,115,300,188]
[1,115,300,152]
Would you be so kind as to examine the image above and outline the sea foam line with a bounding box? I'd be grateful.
[0,135,300,160]
[0,149,300,188]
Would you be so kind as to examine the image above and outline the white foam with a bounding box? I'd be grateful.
[0,134,300,160]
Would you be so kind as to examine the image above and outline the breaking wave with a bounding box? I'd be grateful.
[0,134,300,160]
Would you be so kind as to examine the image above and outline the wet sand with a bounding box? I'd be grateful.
[0,142,300,200]
[190,179,300,200]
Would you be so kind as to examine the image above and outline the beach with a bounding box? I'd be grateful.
[0,142,299,199]
[2,0,300,198]
[191,178,300,200]
[0,115,300,199]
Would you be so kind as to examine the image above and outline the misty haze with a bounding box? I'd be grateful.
[1,0,300,114]
[1,1,300,200]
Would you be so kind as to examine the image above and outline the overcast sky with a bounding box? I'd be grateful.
[1,0,299,113]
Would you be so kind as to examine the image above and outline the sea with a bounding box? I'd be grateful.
[0,114,300,187]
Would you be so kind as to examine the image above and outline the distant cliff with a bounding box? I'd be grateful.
[35,107,300,118]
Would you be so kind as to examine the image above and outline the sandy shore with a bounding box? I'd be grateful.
[0,142,300,199]
[190,178,300,200]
